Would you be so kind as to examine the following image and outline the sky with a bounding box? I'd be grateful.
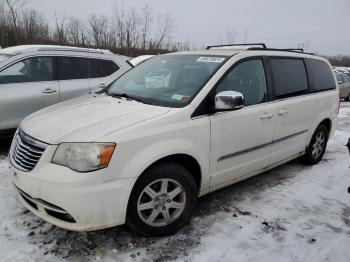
[29,0,350,56]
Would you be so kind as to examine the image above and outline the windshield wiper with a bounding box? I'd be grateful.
[108,92,147,104]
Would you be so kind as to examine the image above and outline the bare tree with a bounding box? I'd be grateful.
[21,9,49,44]
[53,14,68,45]
[140,5,153,50]
[0,0,180,56]
[155,14,174,51]
[5,0,27,44]
[66,16,86,46]
[88,14,111,48]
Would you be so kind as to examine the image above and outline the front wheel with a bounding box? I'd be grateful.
[300,124,329,165]
[126,162,198,236]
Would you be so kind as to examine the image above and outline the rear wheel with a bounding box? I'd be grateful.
[126,162,198,236]
[301,124,329,165]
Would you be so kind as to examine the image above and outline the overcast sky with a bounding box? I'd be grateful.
[29,0,350,55]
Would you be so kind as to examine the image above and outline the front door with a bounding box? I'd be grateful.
[0,56,59,130]
[209,58,275,189]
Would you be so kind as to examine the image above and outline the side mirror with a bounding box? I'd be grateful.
[338,80,343,85]
[214,91,245,111]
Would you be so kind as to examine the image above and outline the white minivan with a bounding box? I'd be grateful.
[9,44,339,236]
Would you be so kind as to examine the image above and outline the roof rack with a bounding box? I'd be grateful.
[206,43,267,49]
[247,47,314,55]
[37,47,112,55]
[206,43,315,55]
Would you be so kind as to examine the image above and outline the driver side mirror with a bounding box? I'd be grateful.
[214,91,245,111]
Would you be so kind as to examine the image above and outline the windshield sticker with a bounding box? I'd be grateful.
[197,57,225,63]
[171,94,190,102]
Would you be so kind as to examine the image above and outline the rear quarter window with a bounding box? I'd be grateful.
[306,59,336,92]
[90,59,120,78]
[270,58,309,98]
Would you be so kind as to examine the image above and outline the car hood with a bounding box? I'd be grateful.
[20,94,171,144]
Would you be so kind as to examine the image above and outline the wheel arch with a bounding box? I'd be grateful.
[318,118,332,137]
[137,154,202,192]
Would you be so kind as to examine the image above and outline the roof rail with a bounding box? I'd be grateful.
[247,47,314,55]
[37,47,113,55]
[206,43,315,55]
[206,43,267,50]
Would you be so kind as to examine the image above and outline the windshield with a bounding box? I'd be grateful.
[107,55,228,107]
[0,54,11,62]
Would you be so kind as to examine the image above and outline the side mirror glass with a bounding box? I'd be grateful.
[214,91,245,111]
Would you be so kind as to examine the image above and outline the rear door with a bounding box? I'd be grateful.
[269,58,316,164]
[57,56,91,101]
[0,56,59,130]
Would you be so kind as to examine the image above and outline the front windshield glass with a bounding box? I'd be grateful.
[0,54,11,62]
[107,55,228,107]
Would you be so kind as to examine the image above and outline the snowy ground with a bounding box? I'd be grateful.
[0,102,349,262]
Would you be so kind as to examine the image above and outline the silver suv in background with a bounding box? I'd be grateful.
[0,45,131,136]
[336,71,350,101]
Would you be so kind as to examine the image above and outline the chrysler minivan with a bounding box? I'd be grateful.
[9,44,338,236]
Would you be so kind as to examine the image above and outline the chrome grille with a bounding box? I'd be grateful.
[10,130,47,172]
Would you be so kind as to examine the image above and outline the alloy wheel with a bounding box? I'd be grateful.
[137,179,186,227]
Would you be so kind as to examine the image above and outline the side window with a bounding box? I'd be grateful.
[58,57,89,80]
[101,60,119,76]
[216,59,267,106]
[344,74,350,83]
[306,59,336,91]
[90,59,119,78]
[0,56,54,84]
[270,58,308,98]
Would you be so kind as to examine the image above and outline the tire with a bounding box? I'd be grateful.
[126,162,198,237]
[300,124,329,165]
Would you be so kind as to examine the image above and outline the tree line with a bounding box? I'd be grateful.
[0,0,190,56]
[326,55,350,67]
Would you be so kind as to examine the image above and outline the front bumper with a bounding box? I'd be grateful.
[9,156,137,231]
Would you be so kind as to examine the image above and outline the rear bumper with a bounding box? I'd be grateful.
[9,161,137,231]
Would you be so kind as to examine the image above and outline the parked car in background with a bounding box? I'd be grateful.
[9,44,338,236]
[0,45,131,136]
[336,71,350,101]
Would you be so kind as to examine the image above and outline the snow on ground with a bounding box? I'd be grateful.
[0,102,349,262]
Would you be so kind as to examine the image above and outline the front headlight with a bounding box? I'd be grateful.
[52,143,116,172]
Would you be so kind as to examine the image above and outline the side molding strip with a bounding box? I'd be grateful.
[217,129,308,162]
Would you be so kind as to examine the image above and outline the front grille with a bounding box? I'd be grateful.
[10,130,47,172]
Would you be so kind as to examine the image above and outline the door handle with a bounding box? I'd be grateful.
[277,109,289,116]
[260,112,275,119]
[41,88,57,94]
